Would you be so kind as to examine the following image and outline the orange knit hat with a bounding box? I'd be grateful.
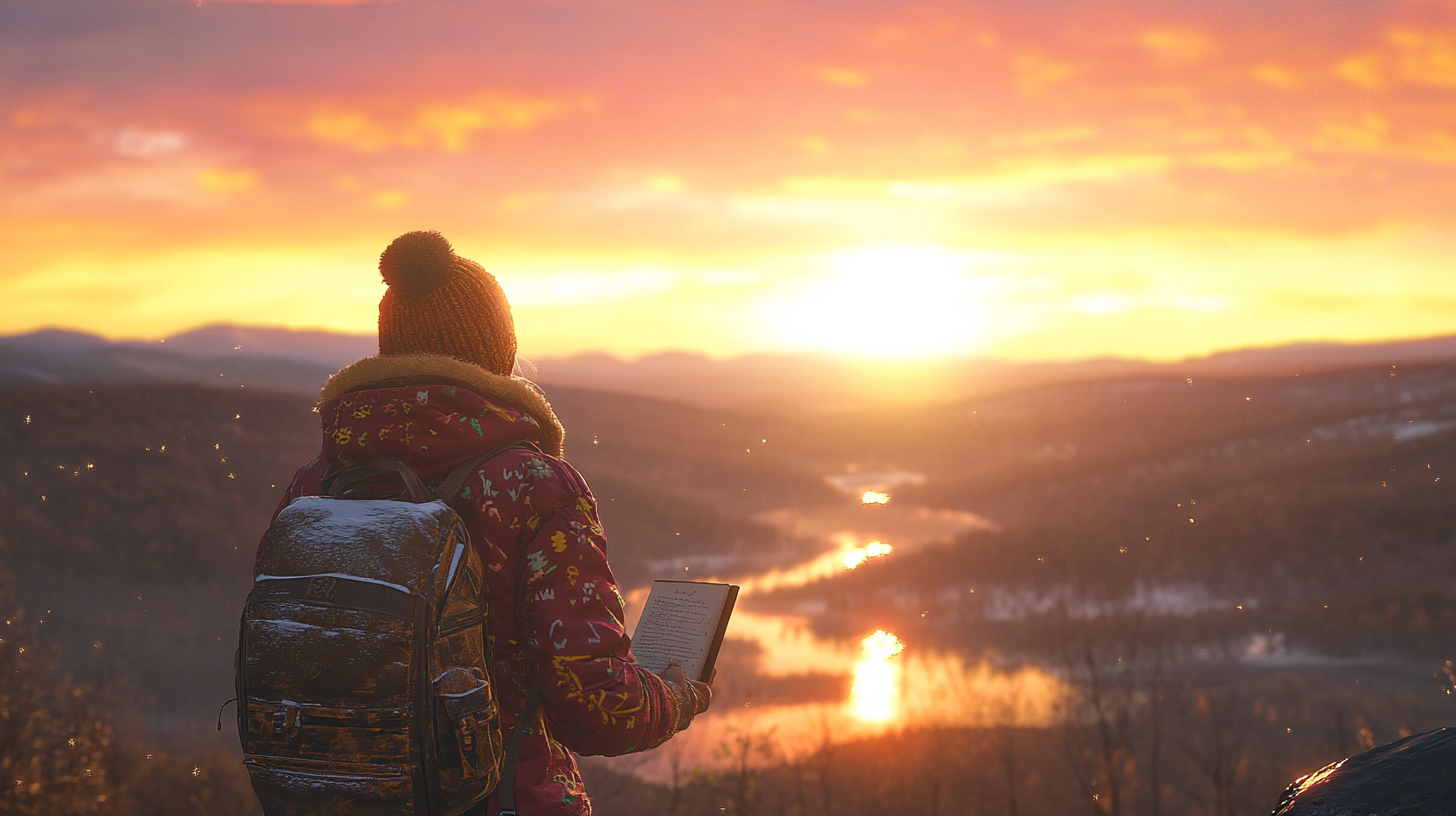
[377,231,517,376]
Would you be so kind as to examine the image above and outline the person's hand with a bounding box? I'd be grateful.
[658,659,712,732]
[661,659,711,712]
[660,658,692,689]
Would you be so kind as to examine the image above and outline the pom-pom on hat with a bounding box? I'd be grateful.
[377,231,517,376]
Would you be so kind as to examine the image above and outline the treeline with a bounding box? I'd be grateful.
[584,695,1429,816]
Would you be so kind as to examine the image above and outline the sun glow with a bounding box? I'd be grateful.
[762,245,996,359]
[850,629,905,722]
[861,490,890,505]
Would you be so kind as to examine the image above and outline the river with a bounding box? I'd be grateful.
[605,483,1069,781]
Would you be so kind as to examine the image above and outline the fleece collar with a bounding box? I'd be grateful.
[319,353,565,458]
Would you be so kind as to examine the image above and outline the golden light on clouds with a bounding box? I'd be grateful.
[370,190,409,210]
[2,1,1455,362]
[1335,28,1456,89]
[1337,54,1386,88]
[1386,29,1456,86]
[305,94,580,153]
[308,111,393,153]
[195,169,259,193]
[1138,29,1216,65]
[815,67,869,87]
[1252,64,1302,89]
[1012,53,1078,96]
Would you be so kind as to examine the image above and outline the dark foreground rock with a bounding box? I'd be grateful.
[1272,727,1456,815]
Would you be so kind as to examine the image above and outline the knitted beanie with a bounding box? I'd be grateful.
[377,231,517,376]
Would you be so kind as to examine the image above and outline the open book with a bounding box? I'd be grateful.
[630,580,739,682]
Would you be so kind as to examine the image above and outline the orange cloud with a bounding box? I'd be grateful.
[1335,29,1456,90]
[990,125,1098,149]
[1251,64,1301,89]
[370,190,409,210]
[1139,29,1216,65]
[307,111,392,152]
[1337,54,1385,88]
[1387,29,1456,87]
[195,169,259,192]
[304,93,583,153]
[1315,114,1456,167]
[1012,53,1078,96]
[418,96,571,150]
[815,67,869,87]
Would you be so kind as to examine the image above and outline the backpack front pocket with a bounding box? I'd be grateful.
[244,755,411,816]
[243,703,413,816]
[244,698,411,763]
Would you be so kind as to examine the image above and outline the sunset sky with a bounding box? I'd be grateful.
[4,0,1456,361]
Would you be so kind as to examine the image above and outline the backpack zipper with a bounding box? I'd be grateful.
[243,754,405,779]
[437,607,486,638]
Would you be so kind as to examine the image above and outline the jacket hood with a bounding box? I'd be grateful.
[316,353,565,473]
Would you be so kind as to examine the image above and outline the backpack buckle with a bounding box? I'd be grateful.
[272,702,300,733]
[460,716,475,748]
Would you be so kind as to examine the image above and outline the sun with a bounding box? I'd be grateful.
[760,245,995,358]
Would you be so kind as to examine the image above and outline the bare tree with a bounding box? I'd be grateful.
[665,739,685,815]
[810,711,837,816]
[1056,600,1149,816]
[714,712,777,816]
[994,724,1021,816]
[1176,688,1257,816]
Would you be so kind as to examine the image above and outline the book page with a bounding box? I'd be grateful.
[630,581,733,680]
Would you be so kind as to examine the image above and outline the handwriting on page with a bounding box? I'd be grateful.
[632,586,718,676]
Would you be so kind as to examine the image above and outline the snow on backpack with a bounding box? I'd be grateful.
[235,444,539,816]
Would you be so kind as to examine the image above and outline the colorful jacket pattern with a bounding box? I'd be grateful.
[259,353,683,816]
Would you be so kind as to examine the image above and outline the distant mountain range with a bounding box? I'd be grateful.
[4,324,1456,413]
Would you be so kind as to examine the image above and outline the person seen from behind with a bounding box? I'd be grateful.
[261,230,711,814]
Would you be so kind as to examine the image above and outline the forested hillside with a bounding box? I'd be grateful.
[3,359,1456,814]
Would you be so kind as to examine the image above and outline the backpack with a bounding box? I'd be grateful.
[236,445,538,816]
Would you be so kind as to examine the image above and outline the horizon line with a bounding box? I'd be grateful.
[6,321,1456,370]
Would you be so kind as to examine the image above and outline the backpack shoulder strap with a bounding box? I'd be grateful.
[496,691,541,816]
[432,441,540,503]
[323,458,432,501]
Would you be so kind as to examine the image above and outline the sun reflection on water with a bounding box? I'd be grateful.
[735,534,894,595]
[615,605,1070,783]
[613,500,1060,783]
[842,540,892,570]
[850,629,904,722]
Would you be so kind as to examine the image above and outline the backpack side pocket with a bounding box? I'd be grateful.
[432,667,503,807]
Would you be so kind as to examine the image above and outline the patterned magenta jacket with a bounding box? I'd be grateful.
[259,352,685,815]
